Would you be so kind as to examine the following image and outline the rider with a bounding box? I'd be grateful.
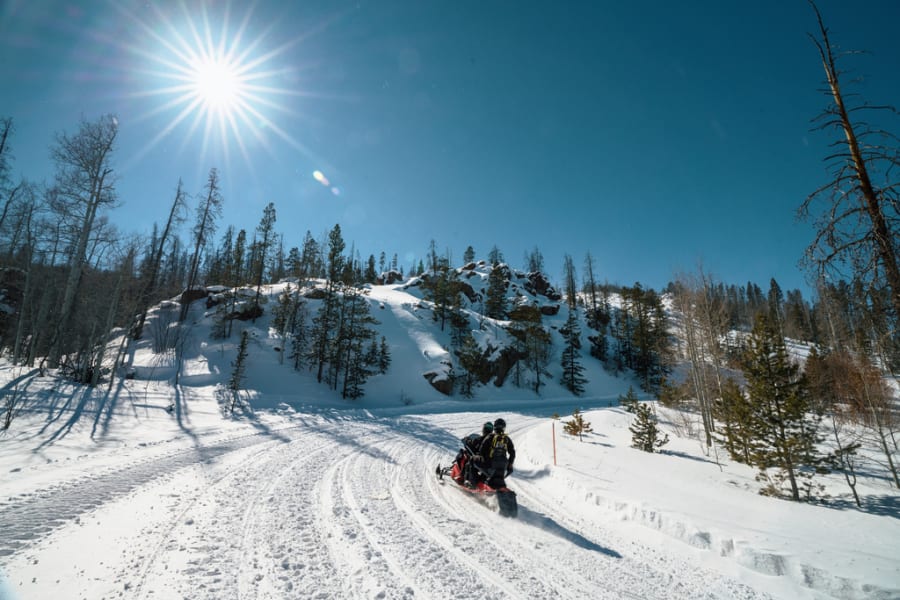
[457,421,493,487]
[475,417,516,488]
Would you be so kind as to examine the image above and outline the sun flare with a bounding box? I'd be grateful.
[123,2,310,165]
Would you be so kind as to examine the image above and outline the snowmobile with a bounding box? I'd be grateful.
[435,447,518,518]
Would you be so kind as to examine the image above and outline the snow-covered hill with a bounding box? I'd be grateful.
[0,274,898,600]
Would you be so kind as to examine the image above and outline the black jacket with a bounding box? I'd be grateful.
[477,431,515,471]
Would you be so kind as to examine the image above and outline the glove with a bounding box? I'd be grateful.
[506,465,514,476]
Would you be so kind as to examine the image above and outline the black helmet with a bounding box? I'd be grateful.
[493,418,506,432]
[482,421,494,435]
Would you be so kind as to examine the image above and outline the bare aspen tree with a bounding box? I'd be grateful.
[47,115,118,367]
[90,247,134,386]
[672,267,730,448]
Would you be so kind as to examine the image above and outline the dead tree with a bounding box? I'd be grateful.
[800,2,900,321]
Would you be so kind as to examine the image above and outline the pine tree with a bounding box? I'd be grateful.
[252,202,277,311]
[339,287,379,399]
[563,254,578,309]
[629,403,669,452]
[364,254,377,283]
[313,224,345,383]
[463,245,475,264]
[712,377,754,464]
[378,335,391,374]
[485,263,508,319]
[507,304,551,394]
[560,307,587,395]
[619,386,640,412]
[563,408,593,441]
[228,330,249,413]
[743,313,825,501]
[272,284,296,364]
[456,333,488,397]
[181,167,223,322]
[447,292,465,348]
[289,304,309,372]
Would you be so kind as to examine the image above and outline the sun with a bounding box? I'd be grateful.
[123,2,311,165]
[191,56,243,113]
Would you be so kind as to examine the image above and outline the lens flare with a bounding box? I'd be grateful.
[313,170,330,186]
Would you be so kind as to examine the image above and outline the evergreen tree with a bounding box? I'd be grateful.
[312,224,345,383]
[456,333,486,397]
[629,403,669,452]
[485,263,508,319]
[487,245,504,266]
[563,254,578,309]
[563,408,593,441]
[252,202,277,311]
[449,289,470,351]
[614,284,672,393]
[272,284,297,364]
[299,230,320,283]
[619,386,639,413]
[463,245,475,264]
[560,307,587,395]
[226,229,247,338]
[181,167,222,322]
[286,246,301,278]
[712,378,754,464]
[743,313,825,501]
[767,277,784,335]
[228,329,249,413]
[364,254,377,283]
[289,302,309,372]
[339,287,379,399]
[378,335,391,374]
[507,304,551,394]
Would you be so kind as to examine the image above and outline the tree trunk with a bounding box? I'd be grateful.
[812,6,900,319]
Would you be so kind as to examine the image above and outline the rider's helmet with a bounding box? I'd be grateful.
[493,417,506,432]
[482,421,494,435]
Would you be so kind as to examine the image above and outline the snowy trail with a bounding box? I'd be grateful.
[0,414,781,599]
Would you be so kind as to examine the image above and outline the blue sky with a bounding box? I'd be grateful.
[2,1,899,296]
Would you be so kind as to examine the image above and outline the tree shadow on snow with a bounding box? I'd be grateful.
[36,386,95,450]
[821,494,900,520]
[660,449,721,466]
[516,506,622,558]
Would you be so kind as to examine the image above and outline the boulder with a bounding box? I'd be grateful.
[423,371,453,395]
[180,287,208,306]
[492,346,525,387]
[523,272,562,301]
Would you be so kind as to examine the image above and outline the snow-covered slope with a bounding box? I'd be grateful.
[0,277,898,599]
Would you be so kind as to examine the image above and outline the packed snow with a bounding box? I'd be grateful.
[0,277,898,600]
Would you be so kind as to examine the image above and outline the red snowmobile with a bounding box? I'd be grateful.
[435,440,518,518]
